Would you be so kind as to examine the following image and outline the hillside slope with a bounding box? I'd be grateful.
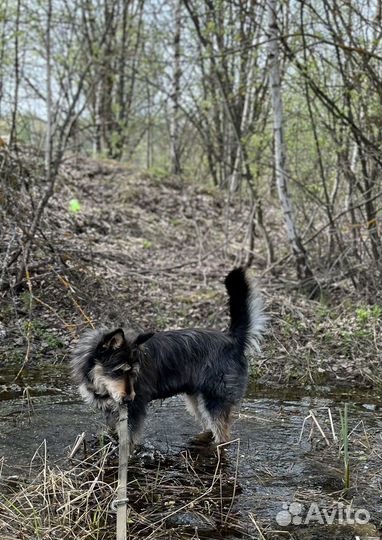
[0,156,380,391]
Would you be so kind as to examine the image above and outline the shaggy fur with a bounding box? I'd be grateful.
[70,268,266,448]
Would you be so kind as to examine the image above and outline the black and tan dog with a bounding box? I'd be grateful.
[71,268,266,449]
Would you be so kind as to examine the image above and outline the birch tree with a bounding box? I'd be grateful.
[267,0,316,291]
[170,0,182,174]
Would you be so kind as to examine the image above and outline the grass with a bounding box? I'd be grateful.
[257,295,382,388]
[0,437,246,540]
[0,443,115,540]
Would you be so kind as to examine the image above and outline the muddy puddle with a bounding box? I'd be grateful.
[1,364,381,539]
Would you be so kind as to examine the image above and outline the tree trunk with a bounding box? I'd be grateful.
[9,0,21,147]
[267,0,317,293]
[45,0,53,176]
[170,0,182,175]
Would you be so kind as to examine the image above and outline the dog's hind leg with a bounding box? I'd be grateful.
[184,393,211,431]
[212,407,233,444]
[200,397,234,444]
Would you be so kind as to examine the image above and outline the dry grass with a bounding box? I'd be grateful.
[0,441,116,540]
[260,290,382,388]
[0,437,248,540]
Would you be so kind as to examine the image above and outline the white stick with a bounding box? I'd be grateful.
[116,405,129,540]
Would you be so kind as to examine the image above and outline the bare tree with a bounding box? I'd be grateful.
[9,0,20,147]
[10,0,103,285]
[1,0,381,294]
[170,0,182,175]
[267,0,316,290]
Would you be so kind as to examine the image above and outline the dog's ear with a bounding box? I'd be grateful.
[134,331,155,348]
[101,328,126,351]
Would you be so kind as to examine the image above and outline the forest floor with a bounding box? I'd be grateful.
[0,154,381,392]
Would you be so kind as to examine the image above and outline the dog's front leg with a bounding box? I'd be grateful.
[126,400,147,452]
[105,406,119,432]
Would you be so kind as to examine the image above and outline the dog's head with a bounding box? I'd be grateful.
[71,328,154,410]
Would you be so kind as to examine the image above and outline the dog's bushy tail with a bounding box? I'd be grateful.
[225,267,267,352]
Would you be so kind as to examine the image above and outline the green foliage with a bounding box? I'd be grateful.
[170,218,181,227]
[20,291,34,311]
[356,305,382,324]
[142,239,152,249]
[282,312,306,336]
[24,320,64,350]
[315,305,337,320]
[69,198,81,213]
[146,166,170,181]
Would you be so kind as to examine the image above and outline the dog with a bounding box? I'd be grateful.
[70,268,266,449]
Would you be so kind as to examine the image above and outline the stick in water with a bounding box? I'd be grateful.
[116,404,129,540]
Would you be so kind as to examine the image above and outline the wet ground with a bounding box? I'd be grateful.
[1,364,382,540]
